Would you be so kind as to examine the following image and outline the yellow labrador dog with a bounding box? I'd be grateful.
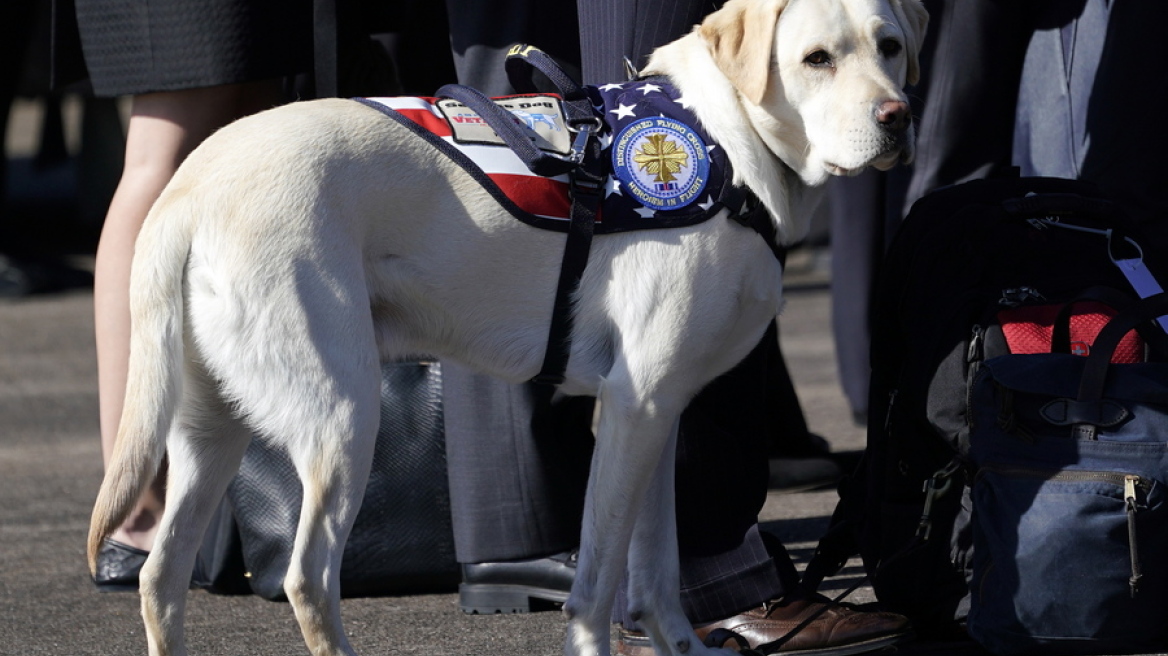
[89,0,926,654]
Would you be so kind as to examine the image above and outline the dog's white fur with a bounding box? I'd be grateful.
[88,0,926,654]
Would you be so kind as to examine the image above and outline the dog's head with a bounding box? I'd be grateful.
[700,0,928,185]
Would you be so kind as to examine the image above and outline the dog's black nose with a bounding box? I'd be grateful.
[876,100,911,131]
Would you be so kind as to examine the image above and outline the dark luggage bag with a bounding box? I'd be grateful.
[194,360,460,599]
[803,176,1168,650]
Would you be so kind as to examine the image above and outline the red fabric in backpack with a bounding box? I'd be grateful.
[998,301,1144,363]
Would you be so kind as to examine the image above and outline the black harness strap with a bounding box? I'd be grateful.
[437,46,604,387]
[531,153,604,386]
[505,46,600,139]
[726,188,784,261]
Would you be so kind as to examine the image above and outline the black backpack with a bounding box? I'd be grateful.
[803,176,1166,638]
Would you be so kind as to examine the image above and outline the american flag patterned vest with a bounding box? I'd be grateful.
[356,79,743,234]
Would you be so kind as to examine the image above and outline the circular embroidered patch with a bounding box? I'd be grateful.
[612,117,710,211]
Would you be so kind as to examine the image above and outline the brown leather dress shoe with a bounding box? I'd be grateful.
[616,597,911,656]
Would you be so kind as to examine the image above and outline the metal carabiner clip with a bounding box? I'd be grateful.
[568,119,602,164]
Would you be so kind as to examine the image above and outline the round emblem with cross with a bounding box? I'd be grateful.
[612,117,710,212]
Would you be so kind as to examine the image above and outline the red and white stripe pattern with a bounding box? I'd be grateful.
[365,97,572,221]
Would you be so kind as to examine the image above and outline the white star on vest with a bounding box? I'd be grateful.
[638,83,662,95]
[610,103,637,120]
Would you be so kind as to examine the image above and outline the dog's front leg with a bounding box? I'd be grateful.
[564,375,688,656]
[622,421,739,656]
[623,424,736,656]
[624,419,692,655]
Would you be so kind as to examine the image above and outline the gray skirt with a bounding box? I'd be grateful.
[74,0,312,96]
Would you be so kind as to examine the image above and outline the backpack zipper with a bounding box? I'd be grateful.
[976,464,1148,491]
[977,465,1149,597]
[1125,475,1143,597]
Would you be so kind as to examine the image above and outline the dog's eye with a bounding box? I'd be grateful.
[803,50,833,67]
[879,39,903,57]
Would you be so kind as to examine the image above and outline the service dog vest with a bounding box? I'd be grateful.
[356,80,740,234]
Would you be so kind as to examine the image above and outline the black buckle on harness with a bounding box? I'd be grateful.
[569,169,603,196]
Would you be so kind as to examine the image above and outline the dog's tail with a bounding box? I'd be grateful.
[87,188,196,577]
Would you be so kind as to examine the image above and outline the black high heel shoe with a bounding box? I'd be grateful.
[93,538,149,592]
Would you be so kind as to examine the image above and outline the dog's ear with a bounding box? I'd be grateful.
[891,0,929,86]
[700,0,788,105]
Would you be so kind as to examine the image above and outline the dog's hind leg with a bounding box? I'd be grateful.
[274,343,381,656]
[281,394,379,656]
[138,356,252,656]
[185,221,381,655]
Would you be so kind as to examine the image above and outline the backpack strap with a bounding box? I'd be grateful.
[800,465,865,592]
[1049,286,1138,355]
[1071,293,1168,439]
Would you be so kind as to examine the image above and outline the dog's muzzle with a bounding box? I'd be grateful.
[876,99,915,169]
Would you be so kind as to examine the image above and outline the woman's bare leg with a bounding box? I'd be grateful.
[94,80,283,551]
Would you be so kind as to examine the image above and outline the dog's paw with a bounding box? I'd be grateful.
[563,621,611,656]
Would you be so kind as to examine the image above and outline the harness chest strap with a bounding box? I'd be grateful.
[531,153,605,386]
